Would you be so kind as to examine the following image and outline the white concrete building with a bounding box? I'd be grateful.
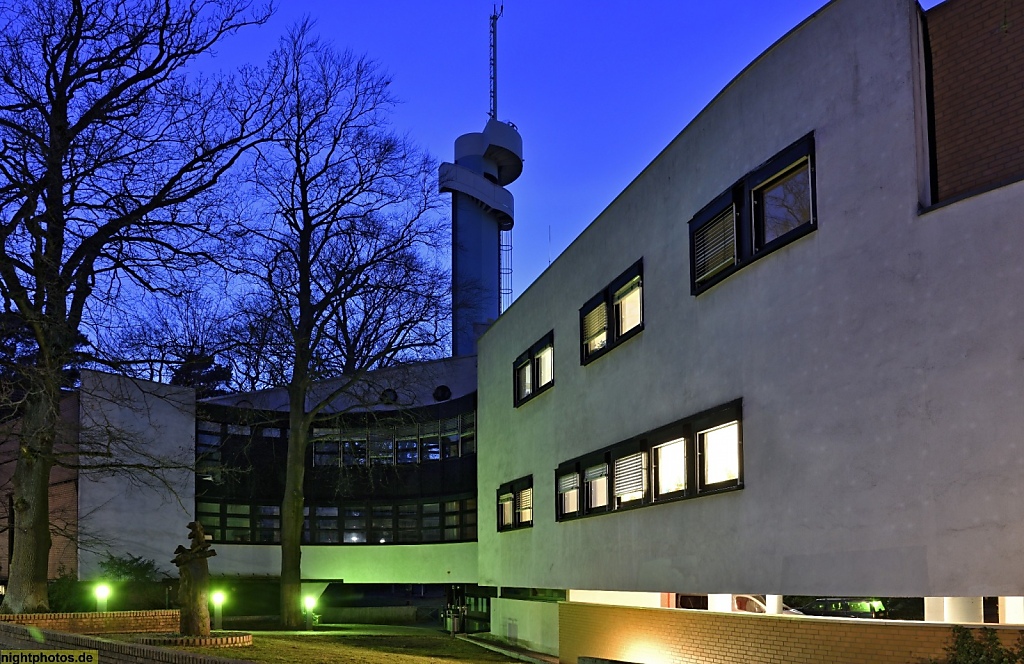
[477,0,1024,655]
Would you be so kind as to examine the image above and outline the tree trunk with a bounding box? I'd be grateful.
[279,403,309,629]
[4,388,58,613]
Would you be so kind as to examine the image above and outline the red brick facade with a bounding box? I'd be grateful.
[928,0,1024,201]
[0,609,178,635]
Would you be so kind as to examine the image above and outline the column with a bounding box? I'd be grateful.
[999,597,1024,624]
[925,596,983,623]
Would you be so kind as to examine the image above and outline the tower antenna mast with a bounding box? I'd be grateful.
[490,5,503,120]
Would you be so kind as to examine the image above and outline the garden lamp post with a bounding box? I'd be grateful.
[95,584,110,612]
[211,591,225,631]
[304,595,316,631]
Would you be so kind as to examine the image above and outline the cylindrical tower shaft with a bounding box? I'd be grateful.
[440,8,521,356]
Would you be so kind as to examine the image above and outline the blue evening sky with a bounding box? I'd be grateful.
[213,0,943,301]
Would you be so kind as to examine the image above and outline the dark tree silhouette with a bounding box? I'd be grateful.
[0,0,273,612]
[233,23,448,628]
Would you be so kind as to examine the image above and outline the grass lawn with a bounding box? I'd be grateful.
[150,631,522,664]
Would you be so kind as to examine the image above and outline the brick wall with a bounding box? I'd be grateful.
[928,0,1024,202]
[0,610,178,634]
[560,602,1024,664]
[0,621,251,664]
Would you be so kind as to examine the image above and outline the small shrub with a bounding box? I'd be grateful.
[98,553,161,582]
[934,625,1024,664]
[48,565,89,612]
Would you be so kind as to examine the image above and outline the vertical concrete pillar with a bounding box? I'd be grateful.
[999,597,1024,624]
[945,597,984,623]
[926,596,984,623]
[708,594,733,613]
[925,596,945,622]
[765,594,784,615]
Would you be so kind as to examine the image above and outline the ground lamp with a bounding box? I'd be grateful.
[303,595,317,631]
[211,591,225,631]
[94,584,110,612]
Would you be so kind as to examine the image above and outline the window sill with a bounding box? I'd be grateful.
[581,324,644,366]
[513,380,554,408]
[693,222,816,296]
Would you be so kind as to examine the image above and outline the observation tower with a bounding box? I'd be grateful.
[440,6,523,356]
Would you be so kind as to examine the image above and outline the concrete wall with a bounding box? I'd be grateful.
[77,372,195,579]
[490,598,559,656]
[560,603,1024,664]
[477,0,1024,601]
[212,541,477,583]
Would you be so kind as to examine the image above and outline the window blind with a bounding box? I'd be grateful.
[614,452,646,497]
[516,488,533,512]
[558,473,580,493]
[694,206,736,283]
[583,305,608,344]
[584,463,608,482]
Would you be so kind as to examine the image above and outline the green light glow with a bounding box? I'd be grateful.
[212,591,225,606]
[94,584,111,600]
[303,595,316,611]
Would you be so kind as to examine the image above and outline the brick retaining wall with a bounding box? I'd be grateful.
[560,602,1024,664]
[0,610,178,634]
[0,621,253,664]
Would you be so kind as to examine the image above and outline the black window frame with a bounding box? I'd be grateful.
[496,476,534,531]
[513,331,555,407]
[554,399,742,523]
[555,469,581,520]
[695,416,744,495]
[579,259,644,365]
[652,435,691,502]
[195,495,478,546]
[689,133,816,295]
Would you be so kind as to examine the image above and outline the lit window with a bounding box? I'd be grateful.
[513,332,554,407]
[614,277,642,337]
[554,400,742,524]
[580,260,643,364]
[582,304,608,357]
[613,452,647,506]
[497,476,533,531]
[558,472,580,517]
[536,345,553,388]
[655,438,687,497]
[516,487,533,525]
[516,360,532,400]
[700,421,741,489]
[498,493,514,530]
[585,463,609,510]
[689,133,815,295]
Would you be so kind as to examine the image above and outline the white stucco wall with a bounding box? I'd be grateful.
[478,0,1024,599]
[490,598,559,655]
[76,371,195,579]
[212,542,477,584]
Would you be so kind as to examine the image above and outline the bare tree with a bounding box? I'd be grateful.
[235,23,448,628]
[0,0,274,612]
[101,290,234,396]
